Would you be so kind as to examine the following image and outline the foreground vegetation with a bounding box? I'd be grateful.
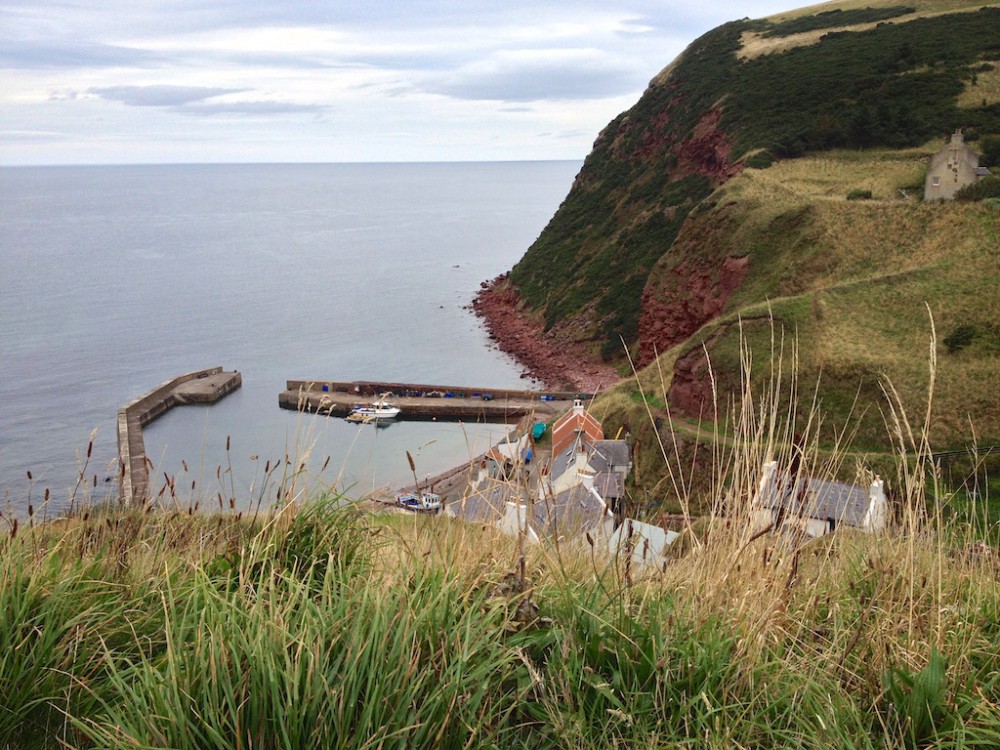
[4,483,998,748]
[3,343,999,750]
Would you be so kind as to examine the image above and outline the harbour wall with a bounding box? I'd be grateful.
[118,367,242,505]
[279,380,586,423]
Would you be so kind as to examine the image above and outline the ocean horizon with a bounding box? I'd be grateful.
[0,160,582,517]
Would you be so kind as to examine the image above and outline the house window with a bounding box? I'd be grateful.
[931,176,940,187]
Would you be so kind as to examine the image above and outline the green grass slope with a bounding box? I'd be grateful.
[585,146,999,512]
[646,149,1000,448]
[4,488,999,749]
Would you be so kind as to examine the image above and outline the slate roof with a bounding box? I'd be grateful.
[533,484,610,539]
[592,440,632,472]
[594,471,623,500]
[550,445,576,481]
[759,472,873,526]
[551,440,632,481]
[456,483,527,525]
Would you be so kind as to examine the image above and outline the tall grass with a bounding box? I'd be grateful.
[2,323,998,748]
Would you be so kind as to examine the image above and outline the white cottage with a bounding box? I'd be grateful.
[753,461,887,537]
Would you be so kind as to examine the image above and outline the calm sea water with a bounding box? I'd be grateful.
[0,161,580,516]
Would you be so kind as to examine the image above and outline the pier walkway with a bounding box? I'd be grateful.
[118,367,241,505]
[278,379,588,423]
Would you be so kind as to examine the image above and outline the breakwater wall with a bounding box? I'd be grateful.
[286,380,586,401]
[280,380,587,423]
[118,367,241,505]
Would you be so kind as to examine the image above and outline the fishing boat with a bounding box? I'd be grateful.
[348,394,401,422]
[396,491,441,512]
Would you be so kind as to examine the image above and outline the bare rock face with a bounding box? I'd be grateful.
[667,343,717,420]
[638,254,748,368]
[673,110,742,183]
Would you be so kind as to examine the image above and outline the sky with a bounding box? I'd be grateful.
[1,1,800,165]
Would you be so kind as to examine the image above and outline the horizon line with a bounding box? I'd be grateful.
[0,157,585,169]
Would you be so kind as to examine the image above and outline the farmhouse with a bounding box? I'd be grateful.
[924,130,983,200]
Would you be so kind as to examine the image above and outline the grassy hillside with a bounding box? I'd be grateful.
[580,145,998,515]
[645,147,1000,446]
[506,1,1000,366]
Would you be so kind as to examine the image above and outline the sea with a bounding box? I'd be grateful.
[0,161,581,518]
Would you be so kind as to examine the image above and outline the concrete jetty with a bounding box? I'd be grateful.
[278,379,588,423]
[118,367,241,505]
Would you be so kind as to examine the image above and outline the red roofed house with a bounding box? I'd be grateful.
[551,398,604,457]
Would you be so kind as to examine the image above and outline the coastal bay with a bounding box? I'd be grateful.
[0,161,581,516]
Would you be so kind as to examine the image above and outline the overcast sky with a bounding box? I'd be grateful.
[1,1,799,165]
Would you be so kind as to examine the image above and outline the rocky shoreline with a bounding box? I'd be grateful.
[470,274,620,394]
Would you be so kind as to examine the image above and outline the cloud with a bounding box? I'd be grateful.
[0,38,162,69]
[83,84,327,118]
[181,100,327,116]
[87,85,248,107]
[425,48,645,102]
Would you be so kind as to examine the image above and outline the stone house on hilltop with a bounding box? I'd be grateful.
[924,130,984,200]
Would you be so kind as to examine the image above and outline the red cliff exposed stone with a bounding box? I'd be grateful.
[673,109,742,182]
[667,344,717,421]
[638,254,748,367]
[470,276,620,393]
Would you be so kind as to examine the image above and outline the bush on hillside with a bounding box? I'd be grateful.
[760,6,916,38]
[979,135,1000,168]
[956,176,1000,202]
[943,324,977,353]
[745,151,775,169]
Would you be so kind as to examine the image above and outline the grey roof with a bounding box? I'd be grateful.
[594,471,623,500]
[550,445,577,481]
[551,439,631,480]
[456,483,527,524]
[976,166,991,176]
[760,472,872,526]
[592,440,632,471]
[534,484,609,538]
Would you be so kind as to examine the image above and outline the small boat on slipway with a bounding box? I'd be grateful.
[346,394,401,424]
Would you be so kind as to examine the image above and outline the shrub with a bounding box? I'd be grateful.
[847,188,873,200]
[978,135,1000,168]
[745,150,774,169]
[943,324,977,353]
[955,176,1000,202]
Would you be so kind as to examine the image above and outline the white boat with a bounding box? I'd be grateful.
[396,491,441,512]
[349,394,401,421]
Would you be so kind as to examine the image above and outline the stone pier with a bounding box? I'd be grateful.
[117,367,241,505]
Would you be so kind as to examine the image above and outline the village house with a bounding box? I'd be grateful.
[541,399,632,512]
[450,399,679,565]
[924,130,985,200]
[753,460,888,538]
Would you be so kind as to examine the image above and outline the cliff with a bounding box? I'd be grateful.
[481,0,1000,460]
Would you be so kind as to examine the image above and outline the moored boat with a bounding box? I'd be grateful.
[396,491,441,512]
[348,394,401,422]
